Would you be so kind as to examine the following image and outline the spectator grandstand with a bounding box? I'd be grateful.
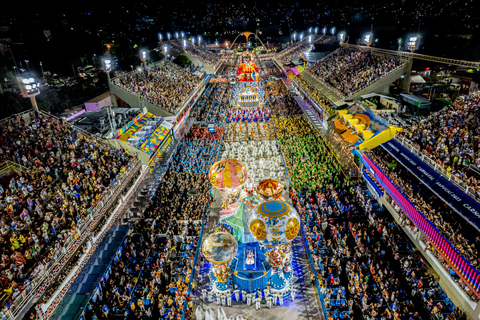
[307,47,404,98]
[111,61,202,114]
[0,111,135,314]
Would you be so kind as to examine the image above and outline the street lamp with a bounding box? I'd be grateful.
[331,27,336,35]
[141,50,147,61]
[158,33,162,41]
[292,32,297,42]
[308,35,312,44]
[309,27,312,33]
[322,27,326,35]
[315,27,318,34]
[215,40,219,47]
[17,75,40,111]
[183,39,187,48]
[299,33,303,41]
[167,32,171,41]
[192,38,195,45]
[175,32,179,39]
[407,35,420,52]
[338,32,346,43]
[163,45,168,54]
[181,32,185,38]
[364,33,373,47]
[198,36,201,45]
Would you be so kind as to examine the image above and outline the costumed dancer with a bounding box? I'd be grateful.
[227,292,232,306]
[279,292,284,306]
[273,293,278,306]
[246,292,252,306]
[221,294,226,306]
[255,295,261,310]
[217,294,221,305]
[234,288,240,301]
[208,291,213,303]
[291,288,296,302]
[266,295,272,309]
[242,289,247,303]
[202,288,207,301]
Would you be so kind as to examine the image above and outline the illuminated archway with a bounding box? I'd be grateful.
[230,31,267,49]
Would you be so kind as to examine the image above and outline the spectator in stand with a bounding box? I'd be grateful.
[307,47,403,98]
[111,62,201,114]
[367,148,480,301]
[190,83,232,124]
[398,94,480,195]
[0,111,133,311]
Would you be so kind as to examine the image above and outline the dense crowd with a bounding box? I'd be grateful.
[111,62,201,114]
[216,58,237,77]
[307,48,404,98]
[144,124,221,231]
[274,115,344,191]
[264,81,302,116]
[190,83,232,124]
[397,94,480,195]
[293,181,464,320]
[0,112,133,311]
[276,35,326,65]
[169,40,221,70]
[367,148,480,300]
[256,59,281,78]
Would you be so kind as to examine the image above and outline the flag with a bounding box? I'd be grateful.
[300,54,307,62]
[281,70,287,78]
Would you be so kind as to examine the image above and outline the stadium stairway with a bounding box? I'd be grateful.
[50,224,130,320]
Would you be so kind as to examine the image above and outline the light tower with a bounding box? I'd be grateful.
[17,75,40,111]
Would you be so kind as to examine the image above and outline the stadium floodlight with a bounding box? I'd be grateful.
[175,32,179,39]
[308,35,312,44]
[407,35,420,52]
[104,59,112,71]
[215,41,219,46]
[364,33,373,46]
[181,32,185,38]
[198,36,201,44]
[299,33,303,41]
[17,74,40,111]
[338,32,346,43]
[167,32,171,40]
[309,27,312,33]
[141,50,147,61]
[163,46,168,54]
[322,27,326,35]
[158,33,162,41]
[292,32,297,41]
[183,39,187,48]
[331,27,336,35]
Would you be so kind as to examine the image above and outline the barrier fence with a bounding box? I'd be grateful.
[7,159,142,320]
[395,136,480,203]
[362,153,480,300]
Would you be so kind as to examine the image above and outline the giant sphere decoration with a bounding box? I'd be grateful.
[202,231,238,264]
[248,200,300,248]
[209,159,248,192]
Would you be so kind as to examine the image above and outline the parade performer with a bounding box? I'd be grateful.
[255,296,261,310]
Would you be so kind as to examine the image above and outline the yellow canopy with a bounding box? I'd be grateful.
[358,126,403,150]
[347,119,360,127]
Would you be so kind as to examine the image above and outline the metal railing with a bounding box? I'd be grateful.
[7,159,142,320]
[394,136,480,203]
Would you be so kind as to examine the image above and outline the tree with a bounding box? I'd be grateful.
[173,54,190,68]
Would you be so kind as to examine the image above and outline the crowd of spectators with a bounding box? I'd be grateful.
[169,40,221,71]
[307,48,404,98]
[190,83,232,124]
[293,180,465,320]
[367,148,480,300]
[276,35,324,65]
[263,81,301,116]
[111,62,201,114]
[143,125,222,236]
[0,111,133,312]
[256,59,281,78]
[216,58,237,77]
[397,94,480,196]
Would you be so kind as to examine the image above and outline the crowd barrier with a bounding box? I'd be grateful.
[362,153,480,300]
